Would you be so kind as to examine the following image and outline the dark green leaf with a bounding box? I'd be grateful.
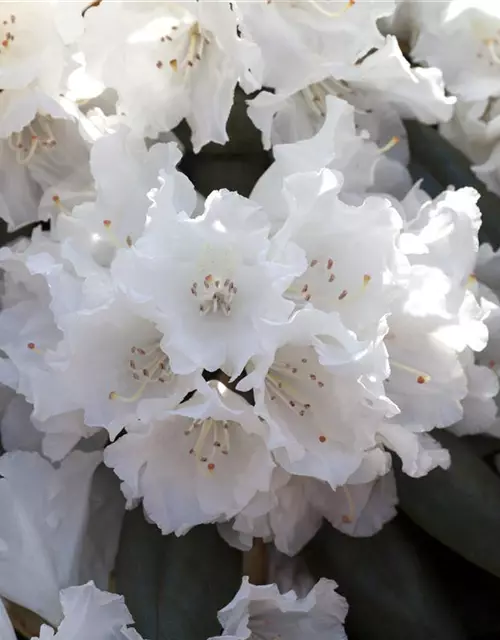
[174,87,265,156]
[179,153,272,198]
[304,517,466,640]
[395,429,500,579]
[462,434,500,459]
[404,120,500,248]
[115,508,242,640]
[408,161,445,199]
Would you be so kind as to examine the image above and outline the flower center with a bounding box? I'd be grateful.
[156,21,209,73]
[266,354,324,413]
[0,13,16,52]
[287,257,371,308]
[184,417,232,471]
[109,342,173,403]
[4,115,56,165]
[191,274,237,316]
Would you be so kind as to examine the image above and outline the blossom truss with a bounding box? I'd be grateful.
[0,581,145,640]
[81,0,262,151]
[209,577,348,640]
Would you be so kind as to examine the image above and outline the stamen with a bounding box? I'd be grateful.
[102,219,130,249]
[302,85,326,117]
[195,274,236,316]
[485,38,500,64]
[82,0,102,17]
[109,346,173,403]
[318,435,327,443]
[51,194,69,213]
[266,371,313,417]
[378,136,400,154]
[26,342,44,355]
[341,486,355,524]
[307,0,355,18]
[186,418,232,467]
[391,360,431,384]
[17,136,38,165]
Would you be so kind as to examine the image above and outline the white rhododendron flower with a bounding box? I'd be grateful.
[220,466,397,556]
[0,2,83,139]
[248,36,454,150]
[411,0,500,103]
[81,0,262,151]
[55,126,195,277]
[236,0,394,93]
[105,382,276,534]
[45,296,200,438]
[112,187,306,377]
[251,95,412,208]
[35,582,145,640]
[209,577,348,640]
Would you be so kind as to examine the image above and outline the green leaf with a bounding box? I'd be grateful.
[395,429,500,579]
[304,518,466,640]
[179,153,272,198]
[404,120,500,248]
[407,161,445,199]
[115,508,242,640]
[462,434,500,459]
[174,88,265,156]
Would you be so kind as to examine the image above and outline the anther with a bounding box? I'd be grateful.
[319,435,327,443]
[391,361,431,384]
[169,59,178,71]
[338,290,348,300]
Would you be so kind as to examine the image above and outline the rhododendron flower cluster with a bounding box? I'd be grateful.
[0,1,498,638]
